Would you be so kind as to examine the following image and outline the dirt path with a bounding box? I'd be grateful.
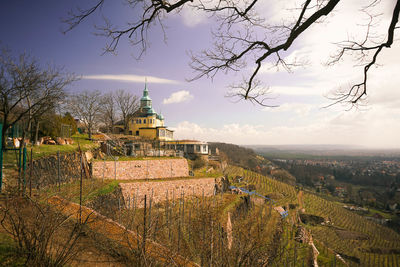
[48,195,199,267]
[308,234,320,267]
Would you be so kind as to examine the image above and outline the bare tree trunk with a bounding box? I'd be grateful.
[34,121,40,146]
[88,127,92,140]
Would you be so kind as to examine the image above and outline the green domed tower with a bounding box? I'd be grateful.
[140,82,152,109]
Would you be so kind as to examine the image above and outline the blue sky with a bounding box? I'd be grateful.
[1,1,400,148]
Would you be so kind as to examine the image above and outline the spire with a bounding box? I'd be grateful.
[140,78,152,108]
[143,77,149,97]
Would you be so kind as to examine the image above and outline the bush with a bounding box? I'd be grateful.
[192,156,206,170]
[0,196,86,266]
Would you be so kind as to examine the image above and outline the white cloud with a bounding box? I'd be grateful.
[271,86,324,97]
[82,74,180,85]
[163,90,194,104]
[172,108,400,148]
[264,103,315,116]
[256,0,400,103]
[180,5,209,27]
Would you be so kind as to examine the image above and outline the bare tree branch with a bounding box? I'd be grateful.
[326,0,400,108]
[0,49,76,147]
[63,0,400,107]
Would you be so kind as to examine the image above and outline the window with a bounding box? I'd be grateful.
[144,119,146,123]
[203,145,207,151]
[159,129,165,136]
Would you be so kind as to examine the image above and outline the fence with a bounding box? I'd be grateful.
[2,148,90,196]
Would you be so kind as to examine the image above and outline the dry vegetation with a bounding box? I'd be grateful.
[1,159,400,266]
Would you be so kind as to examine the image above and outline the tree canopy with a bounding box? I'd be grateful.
[64,0,400,107]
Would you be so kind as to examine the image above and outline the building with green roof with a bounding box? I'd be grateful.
[121,83,173,141]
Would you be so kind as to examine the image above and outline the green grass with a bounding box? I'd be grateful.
[0,233,26,266]
[2,133,98,170]
[85,180,120,202]
[3,134,99,174]
[221,194,242,215]
[30,133,98,158]
[193,166,223,178]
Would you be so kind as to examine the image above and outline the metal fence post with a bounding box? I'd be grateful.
[18,145,22,192]
[22,145,27,195]
[79,153,83,224]
[57,150,60,191]
[114,157,117,180]
[29,148,32,197]
[0,123,3,193]
[103,157,105,182]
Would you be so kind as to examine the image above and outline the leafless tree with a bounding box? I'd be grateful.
[0,49,76,148]
[101,92,117,133]
[114,89,139,135]
[63,0,400,107]
[68,90,104,139]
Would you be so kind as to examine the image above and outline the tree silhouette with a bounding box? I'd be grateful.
[64,0,400,107]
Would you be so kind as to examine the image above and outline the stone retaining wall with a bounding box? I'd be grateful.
[119,177,218,208]
[30,152,82,188]
[92,158,189,180]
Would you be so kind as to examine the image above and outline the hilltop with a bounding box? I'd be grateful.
[209,142,270,170]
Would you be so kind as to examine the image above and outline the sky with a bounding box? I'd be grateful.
[1,0,399,148]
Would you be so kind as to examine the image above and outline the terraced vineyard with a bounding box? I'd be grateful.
[304,193,400,266]
[225,166,298,206]
[225,165,400,266]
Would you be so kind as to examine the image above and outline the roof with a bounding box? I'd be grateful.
[139,126,173,131]
[141,95,152,101]
[164,140,206,144]
[140,83,152,101]
[130,109,156,118]
[146,107,156,115]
